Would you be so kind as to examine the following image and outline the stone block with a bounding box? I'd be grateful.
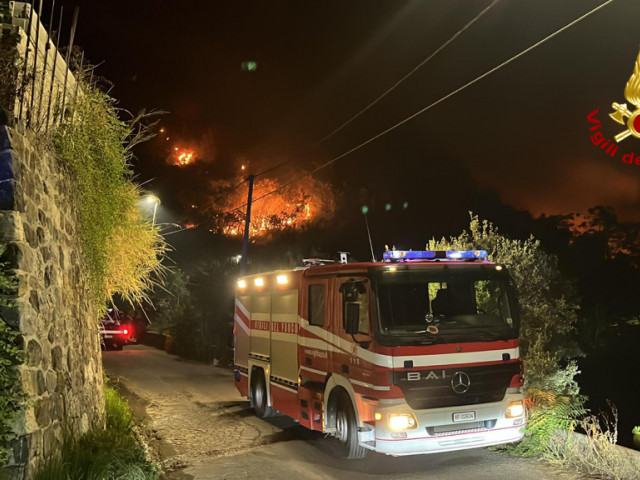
[43,370,56,394]
[34,399,51,429]
[22,223,37,248]
[28,290,38,313]
[42,423,61,458]
[0,211,24,243]
[25,339,41,367]
[27,430,43,459]
[39,246,51,263]
[51,346,63,371]
[36,370,46,396]
[40,343,50,370]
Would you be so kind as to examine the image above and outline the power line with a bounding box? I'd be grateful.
[234,0,501,179]
[219,0,614,218]
[253,159,293,178]
[316,0,502,146]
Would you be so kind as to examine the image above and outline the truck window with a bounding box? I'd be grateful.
[308,284,325,326]
[357,291,370,335]
[340,280,371,335]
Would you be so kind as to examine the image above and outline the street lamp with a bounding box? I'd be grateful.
[144,194,161,226]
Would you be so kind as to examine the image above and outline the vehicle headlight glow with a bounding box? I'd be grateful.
[388,413,418,431]
[276,274,288,285]
[237,279,247,289]
[254,277,265,287]
[506,400,524,418]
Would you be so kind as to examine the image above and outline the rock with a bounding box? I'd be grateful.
[51,346,63,371]
[26,339,42,367]
[36,371,46,395]
[34,399,51,429]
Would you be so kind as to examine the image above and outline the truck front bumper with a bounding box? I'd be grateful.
[365,394,525,456]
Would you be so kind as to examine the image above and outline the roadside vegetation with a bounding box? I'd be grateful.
[54,82,167,310]
[145,263,234,364]
[0,255,22,467]
[429,214,640,479]
[34,380,158,480]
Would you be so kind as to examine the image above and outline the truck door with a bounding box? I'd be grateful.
[333,277,375,388]
[299,278,330,382]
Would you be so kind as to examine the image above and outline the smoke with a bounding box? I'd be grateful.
[475,159,640,221]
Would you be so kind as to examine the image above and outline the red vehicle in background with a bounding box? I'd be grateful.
[100,309,134,351]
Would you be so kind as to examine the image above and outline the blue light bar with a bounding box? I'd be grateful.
[382,249,488,262]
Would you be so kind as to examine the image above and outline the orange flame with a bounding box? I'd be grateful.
[174,149,195,166]
[215,176,333,239]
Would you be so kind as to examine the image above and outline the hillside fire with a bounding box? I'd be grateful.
[213,176,334,239]
[174,149,195,166]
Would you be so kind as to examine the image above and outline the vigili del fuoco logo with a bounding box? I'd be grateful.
[587,48,640,165]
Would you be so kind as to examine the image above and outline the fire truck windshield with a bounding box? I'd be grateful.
[373,267,519,346]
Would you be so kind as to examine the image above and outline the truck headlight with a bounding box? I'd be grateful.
[506,400,524,418]
[388,413,418,431]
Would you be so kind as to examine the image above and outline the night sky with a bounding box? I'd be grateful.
[49,0,640,259]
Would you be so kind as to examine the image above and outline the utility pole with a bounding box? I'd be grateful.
[240,174,255,276]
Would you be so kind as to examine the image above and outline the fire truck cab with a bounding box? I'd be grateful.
[233,250,525,458]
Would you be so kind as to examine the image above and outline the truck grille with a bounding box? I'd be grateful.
[426,419,497,436]
[393,362,519,410]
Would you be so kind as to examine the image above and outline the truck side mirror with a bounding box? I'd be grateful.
[344,303,360,335]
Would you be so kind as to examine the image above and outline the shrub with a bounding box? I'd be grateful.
[426,213,581,394]
[510,388,586,457]
[545,405,640,480]
[54,83,166,310]
[145,268,192,335]
[34,381,158,480]
[428,214,589,458]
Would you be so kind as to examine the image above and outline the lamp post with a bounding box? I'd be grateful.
[145,194,161,226]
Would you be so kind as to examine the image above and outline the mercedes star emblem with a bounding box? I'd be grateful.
[451,371,471,394]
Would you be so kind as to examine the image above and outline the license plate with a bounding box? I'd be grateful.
[453,411,476,422]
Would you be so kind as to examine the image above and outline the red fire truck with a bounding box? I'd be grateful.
[233,250,525,458]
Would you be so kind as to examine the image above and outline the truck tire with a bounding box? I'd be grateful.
[335,392,368,459]
[251,369,275,418]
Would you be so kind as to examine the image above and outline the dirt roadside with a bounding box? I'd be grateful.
[103,346,286,479]
[108,377,191,480]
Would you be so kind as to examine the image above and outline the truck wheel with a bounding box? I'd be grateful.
[251,369,274,418]
[335,393,368,459]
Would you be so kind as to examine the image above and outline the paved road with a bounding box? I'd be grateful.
[103,345,578,480]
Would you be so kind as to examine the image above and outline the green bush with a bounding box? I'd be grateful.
[428,214,588,458]
[34,381,158,480]
[0,252,22,468]
[426,213,581,394]
[510,388,586,457]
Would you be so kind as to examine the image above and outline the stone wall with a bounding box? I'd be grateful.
[0,124,104,479]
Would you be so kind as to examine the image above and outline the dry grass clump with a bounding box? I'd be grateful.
[104,183,167,308]
[546,405,640,480]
